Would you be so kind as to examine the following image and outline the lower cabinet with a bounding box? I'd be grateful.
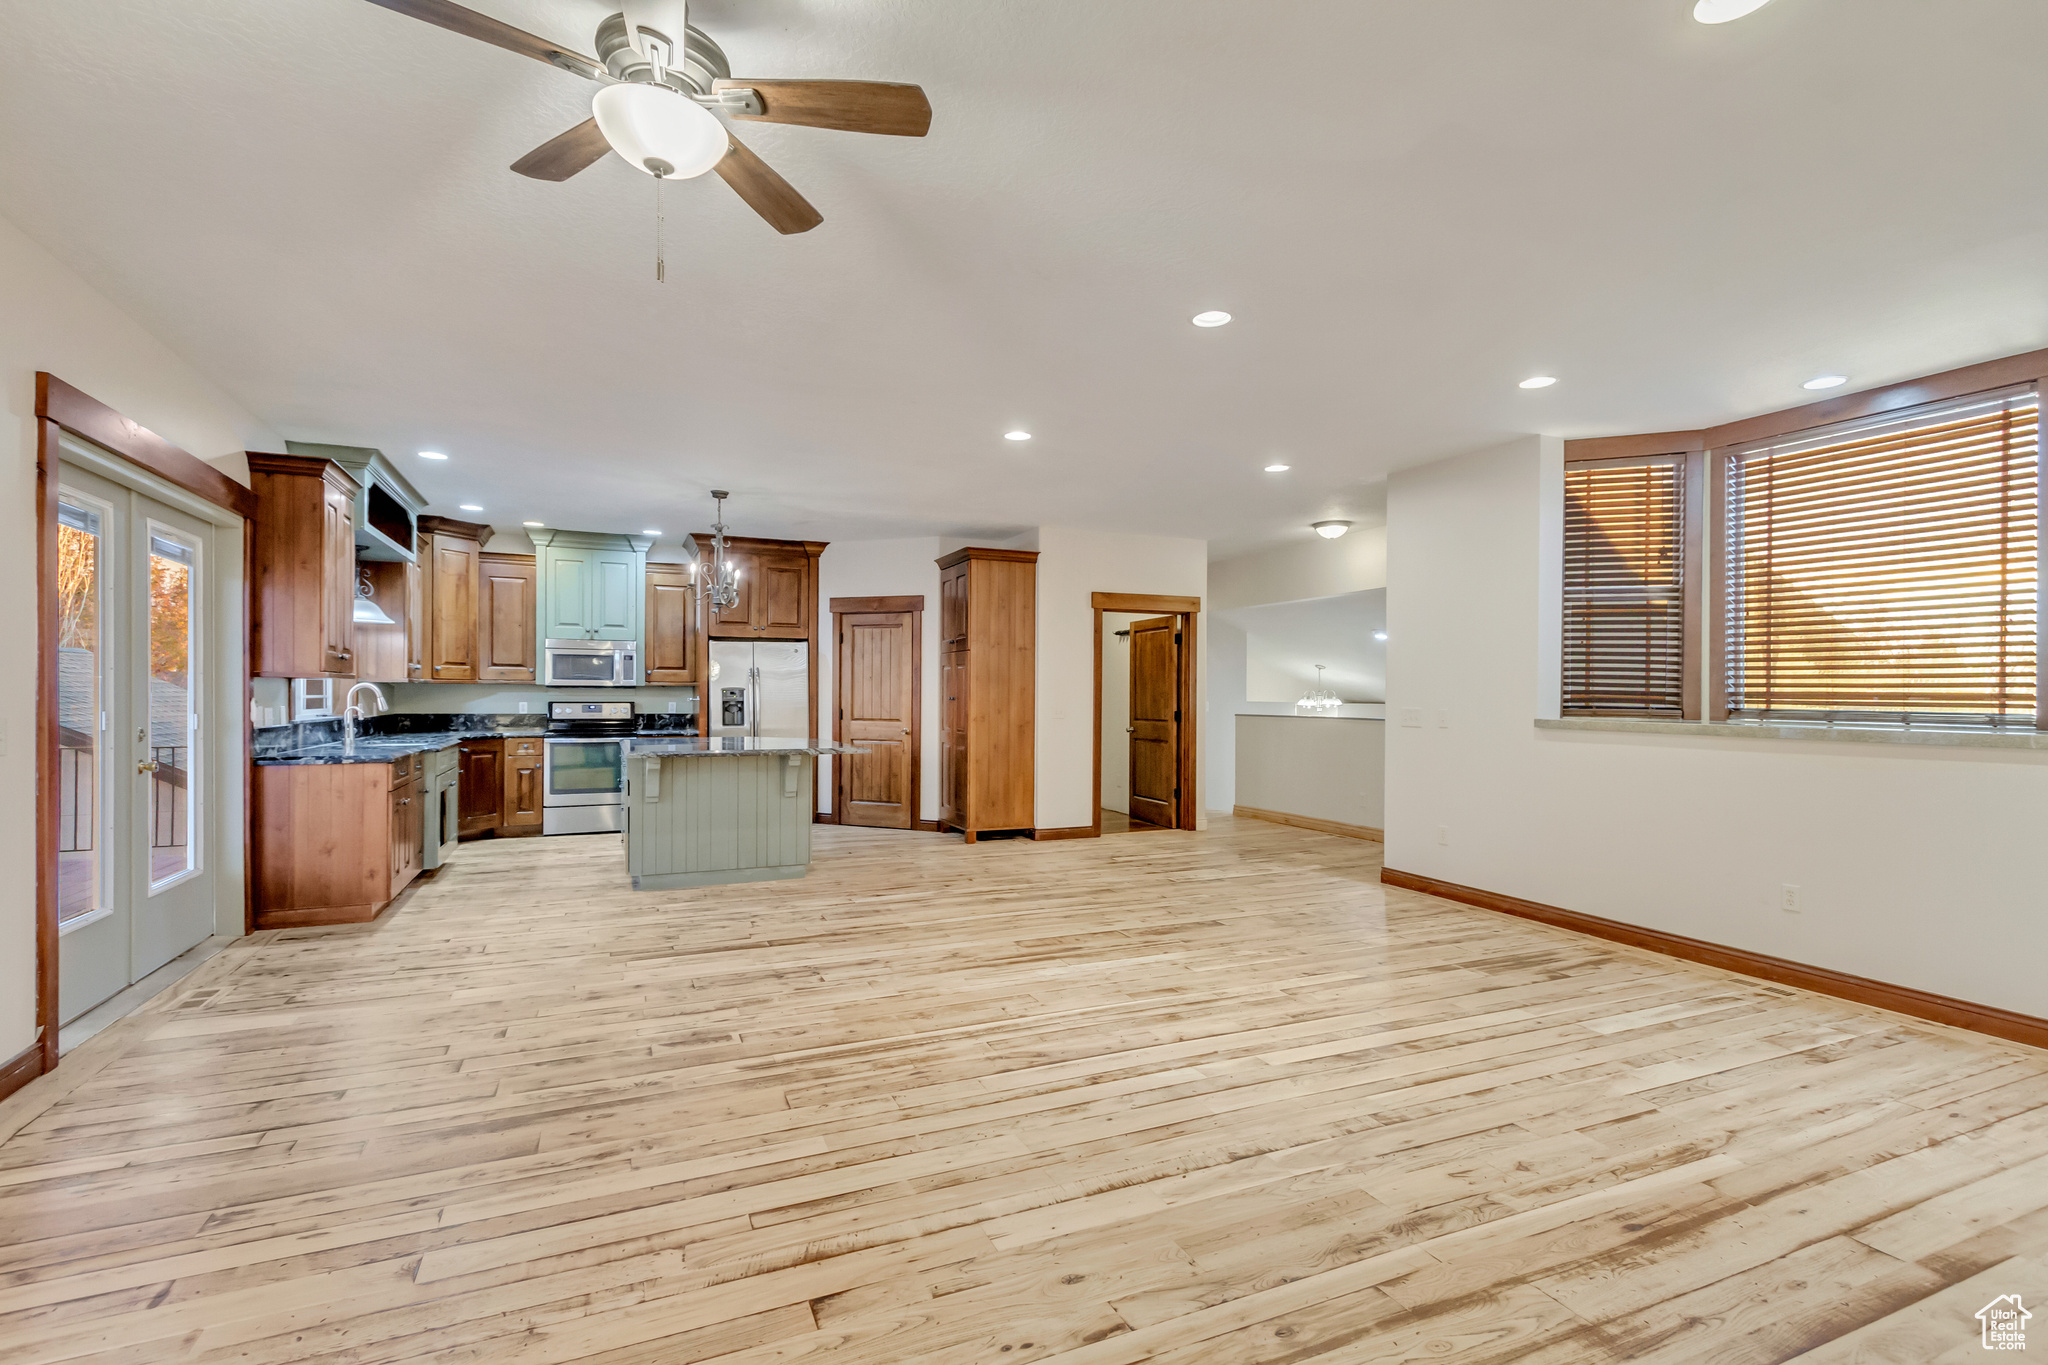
[253,754,428,928]
[457,736,546,838]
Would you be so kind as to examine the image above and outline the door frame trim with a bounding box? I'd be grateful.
[1089,593,1202,840]
[829,597,924,830]
[28,374,254,1092]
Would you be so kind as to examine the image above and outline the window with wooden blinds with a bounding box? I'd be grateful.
[1723,384,2041,726]
[1563,455,1690,716]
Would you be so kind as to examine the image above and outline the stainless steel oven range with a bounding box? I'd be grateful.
[543,700,635,835]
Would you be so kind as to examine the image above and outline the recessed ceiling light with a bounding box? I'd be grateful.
[1373,631,1388,642]
[1803,375,1849,390]
[1519,376,1558,390]
[1004,430,1032,441]
[418,450,449,460]
[523,521,544,527]
[643,529,661,536]
[1265,463,1291,473]
[1192,311,1232,328]
[1313,520,1353,540]
[1693,0,1774,22]
[458,504,483,512]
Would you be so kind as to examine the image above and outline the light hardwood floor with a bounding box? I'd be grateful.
[3,817,2046,1364]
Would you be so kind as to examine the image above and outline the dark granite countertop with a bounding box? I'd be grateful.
[254,730,497,766]
[623,736,863,758]
[254,712,699,766]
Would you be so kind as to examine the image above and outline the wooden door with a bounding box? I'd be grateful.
[939,652,966,826]
[320,478,356,675]
[457,740,502,837]
[426,533,480,681]
[591,548,639,640]
[707,548,756,635]
[404,559,423,679]
[503,738,544,830]
[755,551,808,638]
[645,565,698,684]
[837,611,917,828]
[478,553,537,682]
[1128,615,1179,828]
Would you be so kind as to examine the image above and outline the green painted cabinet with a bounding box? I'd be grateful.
[529,530,654,646]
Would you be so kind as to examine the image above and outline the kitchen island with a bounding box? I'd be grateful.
[623,736,865,890]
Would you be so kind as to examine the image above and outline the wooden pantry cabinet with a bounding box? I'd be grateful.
[935,547,1037,841]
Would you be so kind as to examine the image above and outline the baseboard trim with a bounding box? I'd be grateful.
[1032,826,1098,841]
[1235,805,1384,843]
[1380,867,2048,1051]
[915,819,941,832]
[0,1043,45,1103]
[813,811,840,825]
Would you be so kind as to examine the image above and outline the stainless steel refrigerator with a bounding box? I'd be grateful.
[708,641,810,739]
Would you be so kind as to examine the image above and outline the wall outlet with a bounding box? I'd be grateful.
[1780,884,1801,913]
[1401,708,1425,728]
[667,701,677,713]
[518,701,528,713]
[1436,825,1449,846]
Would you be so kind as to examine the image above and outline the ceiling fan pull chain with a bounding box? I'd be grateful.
[654,173,666,283]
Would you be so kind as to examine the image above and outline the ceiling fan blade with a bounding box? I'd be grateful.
[712,79,931,137]
[361,0,604,80]
[713,135,823,235]
[511,118,611,181]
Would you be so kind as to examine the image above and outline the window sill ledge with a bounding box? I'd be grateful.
[1536,716,2048,752]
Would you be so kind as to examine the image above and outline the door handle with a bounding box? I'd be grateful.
[137,759,159,773]
[1126,727,1136,735]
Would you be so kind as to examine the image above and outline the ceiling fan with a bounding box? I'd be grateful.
[363,0,932,234]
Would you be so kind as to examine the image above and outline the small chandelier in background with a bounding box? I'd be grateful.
[1296,665,1342,715]
[705,489,742,614]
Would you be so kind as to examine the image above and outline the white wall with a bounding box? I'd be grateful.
[1031,527,1208,832]
[1210,526,1388,611]
[1235,715,1385,831]
[816,538,943,820]
[1,211,279,1062]
[1386,435,2048,1019]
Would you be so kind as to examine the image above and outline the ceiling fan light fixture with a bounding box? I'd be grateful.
[1693,0,1774,22]
[592,80,728,179]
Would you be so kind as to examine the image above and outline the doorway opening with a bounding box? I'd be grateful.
[1092,592,1200,837]
[830,595,923,830]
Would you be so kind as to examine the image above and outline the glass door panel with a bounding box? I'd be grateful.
[57,497,107,926]
[147,529,198,890]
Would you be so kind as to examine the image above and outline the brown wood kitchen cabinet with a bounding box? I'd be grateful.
[478,552,538,682]
[456,736,545,838]
[644,562,700,684]
[420,514,489,683]
[249,452,361,679]
[935,547,1037,842]
[702,536,824,641]
[252,754,426,928]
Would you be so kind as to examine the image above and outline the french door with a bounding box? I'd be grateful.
[57,464,217,1023]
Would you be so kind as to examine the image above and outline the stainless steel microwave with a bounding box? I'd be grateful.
[543,638,638,687]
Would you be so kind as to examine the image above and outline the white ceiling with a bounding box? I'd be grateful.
[1222,590,1385,704]
[3,1,2045,554]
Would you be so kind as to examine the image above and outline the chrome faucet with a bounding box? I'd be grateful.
[342,682,387,754]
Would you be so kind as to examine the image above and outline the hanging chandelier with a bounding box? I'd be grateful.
[705,489,741,614]
[1296,665,1342,715]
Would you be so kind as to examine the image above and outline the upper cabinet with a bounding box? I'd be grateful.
[644,563,699,684]
[478,552,538,683]
[703,537,825,640]
[419,515,489,683]
[531,530,652,645]
[250,452,360,679]
[353,559,422,684]
[285,442,426,563]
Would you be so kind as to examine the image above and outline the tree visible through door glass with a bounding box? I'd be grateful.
[57,500,104,922]
[149,533,197,888]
